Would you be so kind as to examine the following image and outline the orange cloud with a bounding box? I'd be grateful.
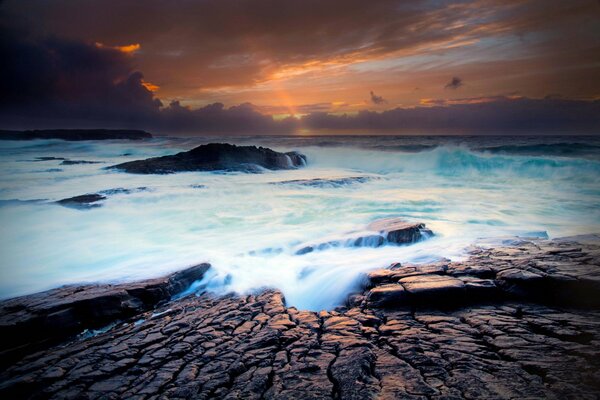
[141,80,160,92]
[420,95,523,107]
[94,42,141,54]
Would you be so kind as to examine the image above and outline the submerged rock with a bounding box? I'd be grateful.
[98,187,149,196]
[273,176,375,188]
[0,129,152,141]
[110,143,307,174]
[56,193,106,209]
[60,160,103,165]
[56,188,149,209]
[32,157,67,161]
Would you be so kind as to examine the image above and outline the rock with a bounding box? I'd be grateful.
[367,218,433,244]
[33,157,67,161]
[272,176,375,188]
[60,160,103,165]
[110,143,307,174]
[56,193,106,209]
[1,236,600,399]
[0,264,210,365]
[367,284,407,307]
[56,188,149,209]
[295,219,433,255]
[399,275,466,304]
[98,187,149,196]
[0,129,152,141]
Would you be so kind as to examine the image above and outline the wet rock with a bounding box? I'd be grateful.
[60,160,103,165]
[56,188,149,209]
[1,235,600,399]
[56,193,106,209]
[272,176,375,188]
[98,187,148,196]
[111,143,307,174]
[0,129,152,141]
[367,218,433,244]
[367,284,407,307]
[295,219,433,255]
[0,264,210,365]
[33,157,67,161]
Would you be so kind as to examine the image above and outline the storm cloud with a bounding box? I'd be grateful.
[0,26,162,129]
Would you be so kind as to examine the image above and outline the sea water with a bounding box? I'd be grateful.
[1,135,599,310]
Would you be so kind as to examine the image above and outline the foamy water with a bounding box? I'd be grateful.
[1,135,599,310]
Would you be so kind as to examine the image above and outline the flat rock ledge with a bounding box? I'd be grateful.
[0,264,210,366]
[110,143,307,174]
[1,236,600,399]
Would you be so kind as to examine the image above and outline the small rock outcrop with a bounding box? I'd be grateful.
[56,194,106,209]
[367,218,433,244]
[0,129,152,141]
[296,218,433,255]
[56,188,149,209]
[111,143,307,174]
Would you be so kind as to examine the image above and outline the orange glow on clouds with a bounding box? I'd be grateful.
[141,80,160,92]
[95,42,141,54]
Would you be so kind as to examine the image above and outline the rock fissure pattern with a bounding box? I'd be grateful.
[1,235,600,399]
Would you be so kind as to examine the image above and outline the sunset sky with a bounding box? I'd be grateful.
[1,0,599,134]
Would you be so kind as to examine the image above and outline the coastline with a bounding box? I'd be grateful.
[1,234,599,398]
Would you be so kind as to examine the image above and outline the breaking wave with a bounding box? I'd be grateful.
[0,135,599,310]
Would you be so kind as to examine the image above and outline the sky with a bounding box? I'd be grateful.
[1,0,599,134]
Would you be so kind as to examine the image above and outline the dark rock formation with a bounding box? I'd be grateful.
[361,234,600,309]
[56,194,106,209]
[60,160,103,165]
[56,188,149,209]
[98,187,149,196]
[0,264,210,366]
[1,236,600,399]
[111,143,307,174]
[32,157,67,161]
[367,218,433,244]
[296,218,433,255]
[0,129,152,141]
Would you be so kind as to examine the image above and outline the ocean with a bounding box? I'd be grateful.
[1,135,599,310]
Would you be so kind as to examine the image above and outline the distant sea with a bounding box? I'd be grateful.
[1,135,599,310]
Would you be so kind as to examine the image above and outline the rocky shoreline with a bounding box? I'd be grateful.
[1,235,599,399]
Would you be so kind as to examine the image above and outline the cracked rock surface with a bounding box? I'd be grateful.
[1,235,600,399]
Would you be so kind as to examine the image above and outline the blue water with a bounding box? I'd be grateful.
[0,135,599,310]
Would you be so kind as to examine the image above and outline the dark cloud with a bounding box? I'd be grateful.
[300,97,600,133]
[0,25,161,129]
[159,101,296,134]
[370,91,387,105]
[445,77,463,90]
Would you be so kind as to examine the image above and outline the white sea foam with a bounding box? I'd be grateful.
[0,136,599,310]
